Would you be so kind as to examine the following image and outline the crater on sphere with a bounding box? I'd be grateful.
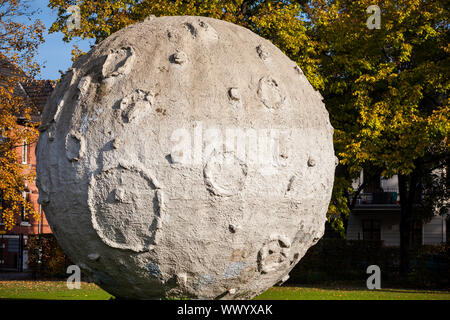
[89,165,161,252]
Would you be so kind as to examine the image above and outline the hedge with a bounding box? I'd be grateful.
[289,238,449,289]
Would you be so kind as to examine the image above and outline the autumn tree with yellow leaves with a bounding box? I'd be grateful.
[305,0,449,274]
[0,0,44,230]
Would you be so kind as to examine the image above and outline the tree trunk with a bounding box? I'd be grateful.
[398,174,410,275]
[398,165,420,275]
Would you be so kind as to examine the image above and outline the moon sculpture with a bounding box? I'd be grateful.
[36,15,336,299]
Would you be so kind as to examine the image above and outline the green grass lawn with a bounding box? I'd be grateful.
[0,281,449,300]
[255,285,450,300]
[0,281,113,300]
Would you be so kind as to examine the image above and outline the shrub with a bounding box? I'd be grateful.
[26,234,73,278]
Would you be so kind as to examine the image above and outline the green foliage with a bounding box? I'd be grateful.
[308,0,449,175]
[327,176,352,237]
[48,0,321,89]
[306,0,448,234]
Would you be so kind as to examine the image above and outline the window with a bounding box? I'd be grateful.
[0,193,3,224]
[362,219,381,241]
[21,139,28,164]
[21,191,29,222]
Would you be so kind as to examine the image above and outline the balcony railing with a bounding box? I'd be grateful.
[356,191,399,205]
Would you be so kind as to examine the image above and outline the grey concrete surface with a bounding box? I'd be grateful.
[36,16,336,299]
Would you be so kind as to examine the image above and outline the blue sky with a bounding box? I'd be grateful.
[23,1,93,80]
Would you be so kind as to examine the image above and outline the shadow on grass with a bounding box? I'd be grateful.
[284,283,449,294]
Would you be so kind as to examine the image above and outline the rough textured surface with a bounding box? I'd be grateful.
[36,16,336,300]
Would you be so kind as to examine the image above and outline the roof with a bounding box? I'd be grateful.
[0,55,26,79]
[21,79,55,113]
[0,55,54,121]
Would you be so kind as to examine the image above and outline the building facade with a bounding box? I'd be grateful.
[0,135,53,271]
[346,172,448,246]
[0,57,54,272]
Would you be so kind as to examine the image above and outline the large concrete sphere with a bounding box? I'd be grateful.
[36,16,336,299]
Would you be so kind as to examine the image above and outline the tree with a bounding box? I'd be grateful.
[304,0,449,274]
[0,0,44,230]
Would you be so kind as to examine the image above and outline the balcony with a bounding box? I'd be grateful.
[353,190,400,215]
[357,191,399,205]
